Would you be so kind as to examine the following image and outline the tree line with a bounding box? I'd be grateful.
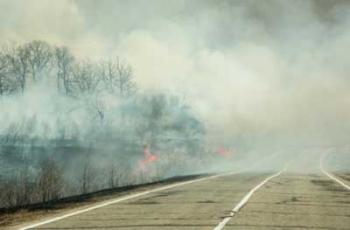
[0,40,137,99]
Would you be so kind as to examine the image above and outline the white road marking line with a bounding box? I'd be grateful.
[320,153,350,190]
[213,160,292,230]
[18,176,226,230]
[19,153,282,230]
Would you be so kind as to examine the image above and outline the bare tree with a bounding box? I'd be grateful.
[1,175,16,207]
[70,60,107,125]
[81,154,97,194]
[100,58,137,99]
[55,46,74,95]
[26,40,53,82]
[3,43,30,92]
[38,157,63,202]
[17,46,30,92]
[14,160,32,206]
[107,163,123,189]
[0,51,16,95]
[71,60,101,96]
[88,97,105,125]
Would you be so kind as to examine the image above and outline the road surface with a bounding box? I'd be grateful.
[19,151,350,230]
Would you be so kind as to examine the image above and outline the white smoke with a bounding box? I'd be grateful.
[1,0,350,145]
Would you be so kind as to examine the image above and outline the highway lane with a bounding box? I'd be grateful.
[25,174,273,230]
[224,152,350,230]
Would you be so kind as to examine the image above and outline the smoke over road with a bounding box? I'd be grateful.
[0,0,350,210]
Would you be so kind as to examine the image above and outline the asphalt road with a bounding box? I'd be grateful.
[20,152,350,230]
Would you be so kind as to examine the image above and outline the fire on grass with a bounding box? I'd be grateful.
[217,146,233,157]
[137,145,158,171]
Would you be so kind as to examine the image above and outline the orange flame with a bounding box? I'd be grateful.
[137,145,158,171]
[217,147,232,156]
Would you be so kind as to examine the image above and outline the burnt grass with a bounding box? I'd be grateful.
[0,173,209,216]
[311,179,347,192]
[276,196,299,205]
[337,173,350,182]
[197,200,216,203]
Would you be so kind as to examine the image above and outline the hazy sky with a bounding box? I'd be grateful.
[1,0,350,143]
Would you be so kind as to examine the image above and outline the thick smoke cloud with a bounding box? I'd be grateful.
[1,0,350,144]
[1,0,350,210]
